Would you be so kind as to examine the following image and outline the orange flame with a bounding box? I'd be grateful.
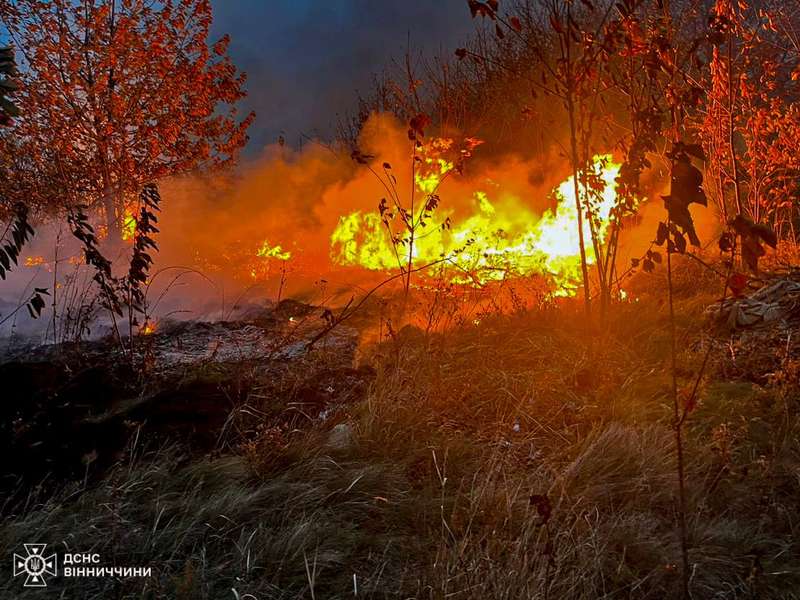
[330,153,632,294]
[24,256,46,267]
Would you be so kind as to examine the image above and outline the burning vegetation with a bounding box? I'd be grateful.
[1,0,800,599]
[331,152,631,291]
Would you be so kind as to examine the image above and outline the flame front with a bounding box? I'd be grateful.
[330,153,628,293]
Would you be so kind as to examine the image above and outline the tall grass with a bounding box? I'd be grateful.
[2,259,799,598]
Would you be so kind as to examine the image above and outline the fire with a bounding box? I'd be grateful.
[250,239,291,280]
[330,154,632,293]
[122,209,137,242]
[24,255,46,267]
[415,137,455,193]
[255,239,291,261]
[141,322,157,335]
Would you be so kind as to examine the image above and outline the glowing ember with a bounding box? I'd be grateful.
[330,154,632,293]
[25,256,46,267]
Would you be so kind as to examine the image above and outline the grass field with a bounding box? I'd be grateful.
[2,256,799,599]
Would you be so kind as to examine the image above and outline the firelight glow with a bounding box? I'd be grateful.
[121,209,137,242]
[329,151,629,294]
[255,240,292,261]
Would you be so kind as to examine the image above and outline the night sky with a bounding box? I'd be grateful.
[210,0,477,154]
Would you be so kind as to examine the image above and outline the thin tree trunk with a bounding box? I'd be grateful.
[662,3,691,596]
[51,230,59,345]
[565,4,591,318]
[405,143,417,302]
[728,32,744,217]
[667,228,691,600]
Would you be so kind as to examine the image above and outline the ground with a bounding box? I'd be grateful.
[1,256,799,599]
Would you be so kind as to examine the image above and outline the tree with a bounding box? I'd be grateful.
[0,0,254,241]
[0,41,49,321]
[0,45,17,128]
[464,0,656,318]
[699,0,800,237]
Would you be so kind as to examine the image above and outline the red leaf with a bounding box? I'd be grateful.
[409,113,431,138]
[468,0,496,19]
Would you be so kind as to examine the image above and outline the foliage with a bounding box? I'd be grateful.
[351,113,480,297]
[0,46,18,126]
[462,0,710,316]
[465,0,607,314]
[0,45,48,323]
[0,0,254,236]
[698,0,800,234]
[123,182,161,350]
[0,202,33,280]
[68,205,122,317]
[124,184,160,323]
[68,183,162,356]
[0,203,48,322]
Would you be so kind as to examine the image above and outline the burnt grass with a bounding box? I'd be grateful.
[1,259,799,599]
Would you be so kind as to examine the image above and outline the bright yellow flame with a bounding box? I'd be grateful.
[415,158,454,194]
[250,239,292,281]
[330,211,394,271]
[122,209,137,242]
[256,240,291,261]
[330,154,633,294]
[141,322,156,335]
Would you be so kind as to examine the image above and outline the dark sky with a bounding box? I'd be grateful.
[210,1,477,154]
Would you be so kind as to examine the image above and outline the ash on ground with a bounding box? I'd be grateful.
[0,299,373,509]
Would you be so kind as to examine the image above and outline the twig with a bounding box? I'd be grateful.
[305,257,450,350]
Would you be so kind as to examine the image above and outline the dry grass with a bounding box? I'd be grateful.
[0,442,415,599]
[2,258,800,598]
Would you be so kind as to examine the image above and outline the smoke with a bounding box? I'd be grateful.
[154,113,587,297]
[1,112,709,338]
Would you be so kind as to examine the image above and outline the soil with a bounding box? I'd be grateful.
[0,301,373,507]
